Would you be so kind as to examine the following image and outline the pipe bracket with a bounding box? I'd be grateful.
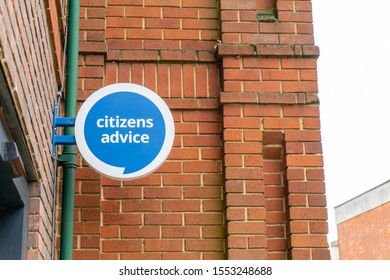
[52,101,76,158]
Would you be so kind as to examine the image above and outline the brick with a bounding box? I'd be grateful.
[244,154,262,168]
[163,8,197,18]
[186,239,225,251]
[288,194,307,206]
[246,180,265,193]
[226,194,265,207]
[228,236,247,248]
[199,123,221,134]
[303,117,320,128]
[284,105,320,117]
[249,235,267,249]
[121,252,161,260]
[267,225,285,238]
[289,208,328,220]
[306,169,325,181]
[305,142,323,154]
[297,23,314,35]
[122,50,159,61]
[309,221,328,234]
[285,142,304,154]
[145,0,180,6]
[105,6,125,17]
[81,208,100,221]
[282,58,317,69]
[225,142,262,154]
[202,200,224,212]
[80,236,100,248]
[78,66,104,78]
[73,250,100,260]
[244,81,280,92]
[287,168,305,180]
[185,213,224,225]
[228,249,267,260]
[224,117,261,129]
[244,130,262,142]
[288,181,325,194]
[162,252,202,260]
[183,19,219,30]
[144,240,183,252]
[312,249,331,260]
[289,221,309,234]
[144,187,182,199]
[103,187,142,199]
[163,200,201,212]
[226,208,245,220]
[290,235,328,248]
[222,22,257,33]
[163,174,201,185]
[183,0,217,8]
[289,249,311,260]
[227,221,266,234]
[183,161,221,173]
[286,155,324,167]
[102,214,142,225]
[282,82,318,93]
[202,173,223,186]
[122,200,161,212]
[83,0,106,6]
[164,29,199,40]
[144,40,180,50]
[106,17,142,28]
[221,0,256,10]
[121,226,160,238]
[146,18,181,29]
[101,201,120,213]
[244,57,280,69]
[259,22,295,34]
[74,195,100,207]
[241,34,279,44]
[308,194,327,207]
[224,69,260,81]
[263,118,300,129]
[262,70,298,81]
[124,174,162,186]
[74,222,100,235]
[162,226,200,238]
[126,29,163,39]
[80,19,105,30]
[278,11,313,23]
[101,226,120,238]
[268,239,287,251]
[284,130,321,142]
[145,214,183,225]
[125,7,161,17]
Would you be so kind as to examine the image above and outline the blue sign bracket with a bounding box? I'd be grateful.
[52,101,76,157]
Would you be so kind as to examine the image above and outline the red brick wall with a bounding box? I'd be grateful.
[68,0,330,260]
[337,202,390,259]
[0,1,63,259]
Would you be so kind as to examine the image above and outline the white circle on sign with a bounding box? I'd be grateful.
[75,83,175,180]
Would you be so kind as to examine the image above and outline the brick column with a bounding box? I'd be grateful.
[220,0,267,260]
[219,0,330,259]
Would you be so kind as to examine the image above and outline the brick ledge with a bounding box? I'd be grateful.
[220,92,319,105]
[217,44,319,58]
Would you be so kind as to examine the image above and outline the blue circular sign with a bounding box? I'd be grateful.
[75,83,175,180]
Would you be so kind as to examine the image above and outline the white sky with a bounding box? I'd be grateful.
[312,0,390,242]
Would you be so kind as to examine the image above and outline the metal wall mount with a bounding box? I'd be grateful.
[52,101,76,157]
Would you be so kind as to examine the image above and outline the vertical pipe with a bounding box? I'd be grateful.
[60,0,80,260]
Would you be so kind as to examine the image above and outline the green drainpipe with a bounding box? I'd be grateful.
[60,0,80,260]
